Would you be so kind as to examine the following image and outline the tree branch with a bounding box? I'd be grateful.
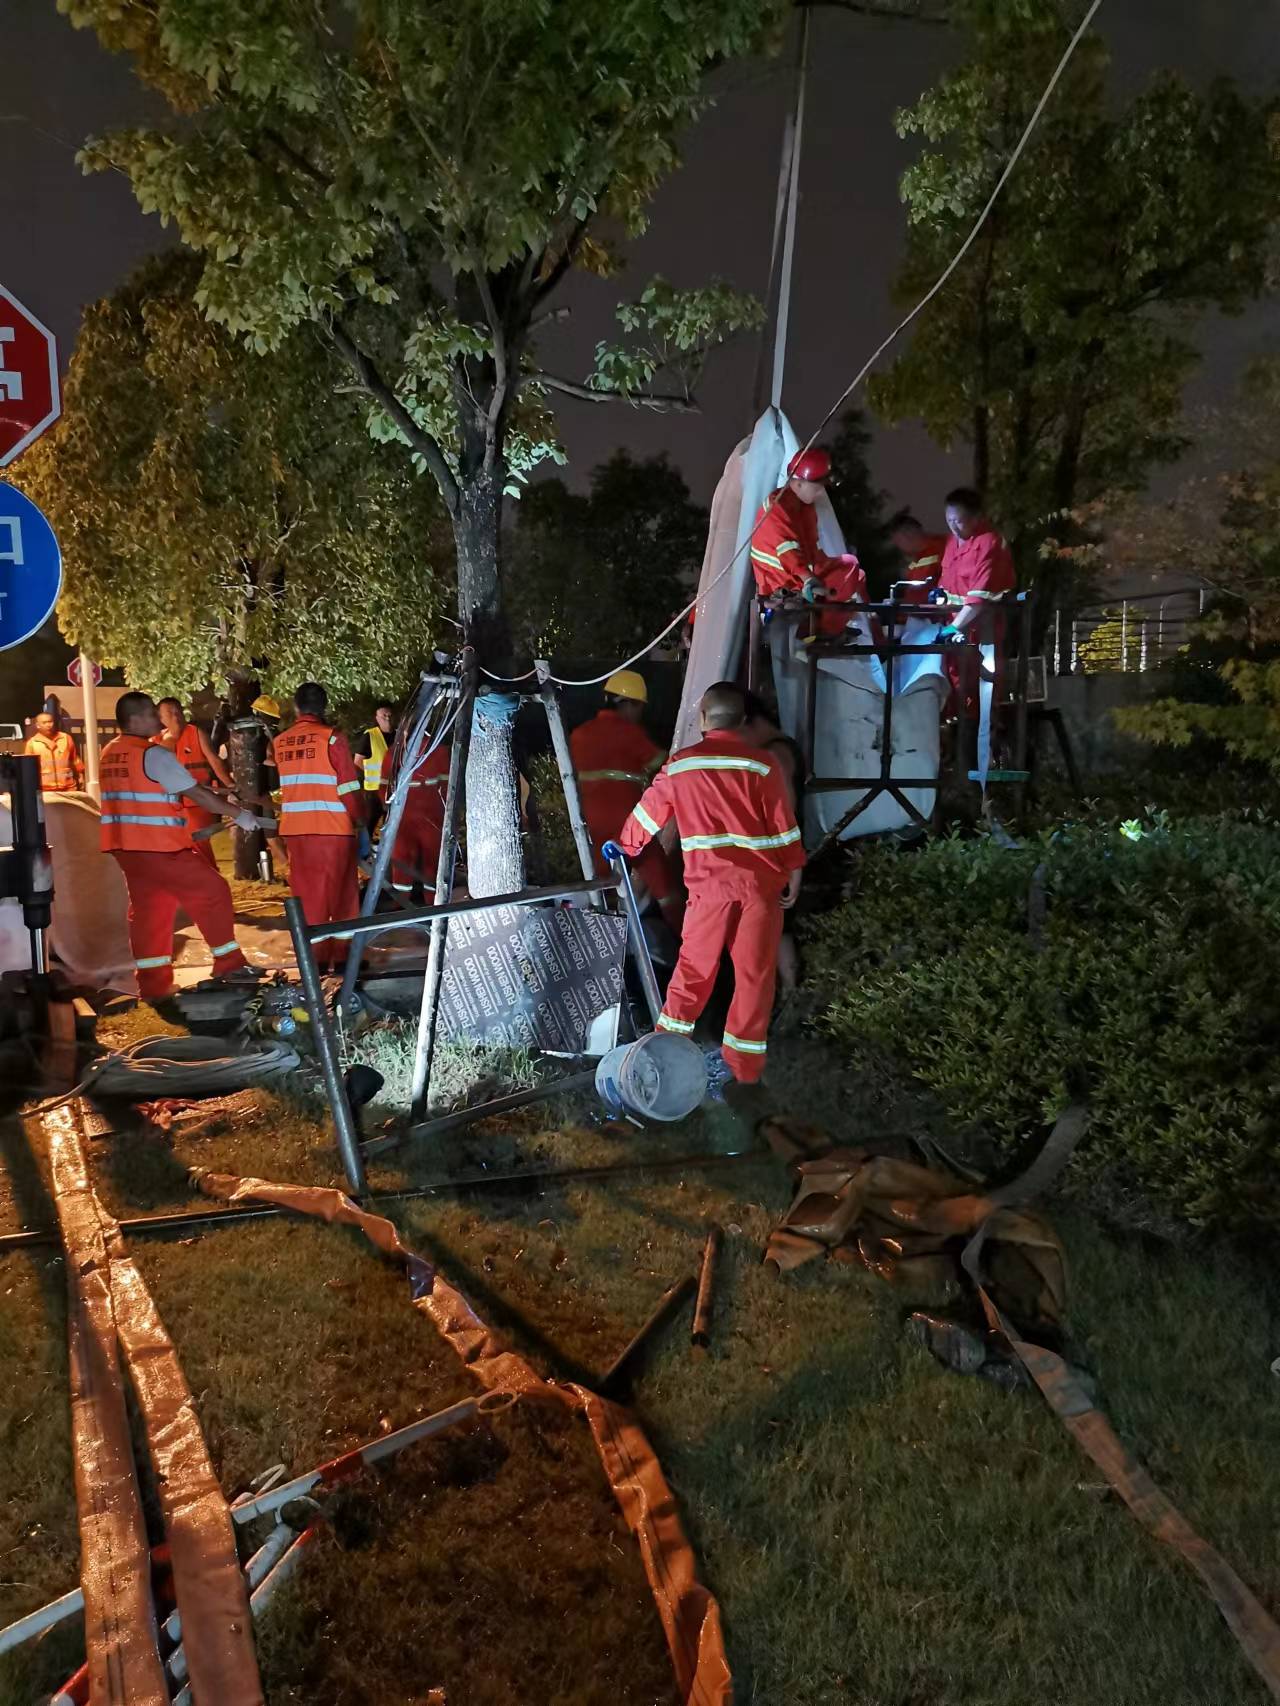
[533,374,699,413]
[329,320,460,515]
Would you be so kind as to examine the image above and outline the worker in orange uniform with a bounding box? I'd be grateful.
[937,487,1017,717]
[888,509,950,605]
[271,682,364,970]
[382,729,451,899]
[612,682,803,1095]
[155,698,234,866]
[99,692,262,1000]
[569,670,682,931]
[750,447,867,639]
[26,711,84,793]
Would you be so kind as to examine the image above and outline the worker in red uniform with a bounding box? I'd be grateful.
[750,447,867,639]
[937,487,1017,717]
[99,692,261,1000]
[381,729,451,898]
[614,682,803,1093]
[888,510,950,605]
[569,670,682,931]
[156,698,234,866]
[25,711,84,793]
[271,682,364,971]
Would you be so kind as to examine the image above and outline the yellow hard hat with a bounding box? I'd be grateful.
[604,669,648,705]
[252,695,281,718]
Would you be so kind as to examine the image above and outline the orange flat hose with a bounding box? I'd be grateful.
[47,1106,262,1705]
[198,1171,734,1706]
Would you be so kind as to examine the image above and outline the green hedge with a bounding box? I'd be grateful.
[803,813,1280,1227]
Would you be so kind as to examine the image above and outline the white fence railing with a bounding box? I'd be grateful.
[1048,588,1207,675]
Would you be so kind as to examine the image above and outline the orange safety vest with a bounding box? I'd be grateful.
[274,717,358,838]
[167,721,213,786]
[26,731,80,792]
[99,734,191,853]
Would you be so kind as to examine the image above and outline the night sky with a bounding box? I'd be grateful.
[4,0,1279,517]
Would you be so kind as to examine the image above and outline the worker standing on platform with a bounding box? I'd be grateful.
[272,682,364,970]
[156,698,234,866]
[614,682,803,1096]
[888,510,949,605]
[25,711,84,793]
[937,487,1018,715]
[570,670,683,931]
[750,448,866,636]
[99,692,261,1000]
[383,729,451,899]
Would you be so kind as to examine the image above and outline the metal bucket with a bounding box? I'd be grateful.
[594,1032,708,1123]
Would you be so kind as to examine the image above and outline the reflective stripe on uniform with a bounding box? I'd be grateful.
[750,547,783,571]
[103,788,181,804]
[135,954,173,970]
[776,540,799,556]
[681,828,801,852]
[336,780,362,796]
[102,813,187,828]
[280,773,339,787]
[632,803,661,835]
[657,1013,695,1034]
[667,756,771,778]
[723,1031,767,1055]
[210,940,239,958]
[280,799,348,815]
[963,589,1001,602]
[580,769,646,784]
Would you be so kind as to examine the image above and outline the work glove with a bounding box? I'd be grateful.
[938,626,967,646]
[801,576,827,605]
[600,840,626,864]
[357,827,373,862]
[233,810,260,832]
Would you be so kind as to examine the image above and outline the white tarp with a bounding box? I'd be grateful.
[673,407,944,839]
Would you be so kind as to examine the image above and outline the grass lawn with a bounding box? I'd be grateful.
[2,1022,1279,1704]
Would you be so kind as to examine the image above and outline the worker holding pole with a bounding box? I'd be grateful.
[98,692,262,1000]
[271,682,365,971]
[615,682,803,1098]
[155,698,234,866]
[570,670,683,931]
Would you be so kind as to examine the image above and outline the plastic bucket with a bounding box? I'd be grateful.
[594,1033,708,1123]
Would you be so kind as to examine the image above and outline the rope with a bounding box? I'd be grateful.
[481,0,1103,693]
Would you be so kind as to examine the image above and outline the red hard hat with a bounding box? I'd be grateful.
[788,446,832,483]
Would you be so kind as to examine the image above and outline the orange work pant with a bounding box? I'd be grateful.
[656,877,784,1083]
[286,835,359,970]
[390,813,443,896]
[183,803,220,868]
[110,848,247,999]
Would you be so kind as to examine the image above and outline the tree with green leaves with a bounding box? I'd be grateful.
[15,251,452,708]
[60,0,795,890]
[505,451,706,661]
[870,0,1280,630]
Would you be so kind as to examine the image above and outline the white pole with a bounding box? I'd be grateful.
[78,654,100,800]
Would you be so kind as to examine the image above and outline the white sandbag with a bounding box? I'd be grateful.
[42,792,136,992]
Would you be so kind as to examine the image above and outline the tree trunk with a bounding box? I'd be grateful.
[224,668,266,880]
[452,462,526,897]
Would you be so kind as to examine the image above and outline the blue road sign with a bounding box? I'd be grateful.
[0,480,62,652]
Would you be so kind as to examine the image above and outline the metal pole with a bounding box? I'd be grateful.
[1052,608,1061,677]
[608,850,664,1028]
[284,894,366,1196]
[1012,600,1031,816]
[749,9,810,421]
[535,661,600,899]
[1139,617,1148,672]
[337,680,442,1015]
[410,653,477,1119]
[1120,600,1129,671]
[78,655,101,801]
[1070,617,1079,673]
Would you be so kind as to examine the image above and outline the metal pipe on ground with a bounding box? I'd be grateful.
[0,1147,767,1253]
[284,893,367,1197]
[598,1273,697,1396]
[692,1225,722,1351]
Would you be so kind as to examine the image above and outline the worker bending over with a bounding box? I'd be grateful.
[888,510,949,605]
[616,682,803,1091]
[383,729,451,899]
[272,683,364,970]
[937,487,1017,715]
[26,711,84,793]
[99,692,260,1000]
[156,697,234,866]
[570,670,682,929]
[750,447,866,637]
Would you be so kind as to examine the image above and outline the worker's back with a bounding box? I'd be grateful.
[640,729,803,890]
[571,709,662,839]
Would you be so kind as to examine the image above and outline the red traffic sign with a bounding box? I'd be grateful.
[67,656,102,689]
[0,285,60,468]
